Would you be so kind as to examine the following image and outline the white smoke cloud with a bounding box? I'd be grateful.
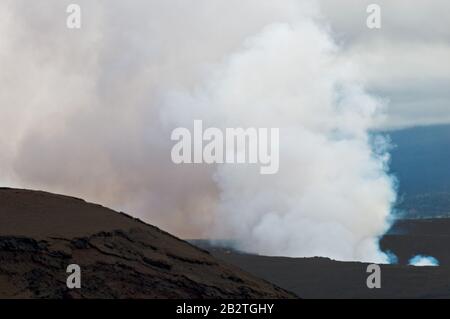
[0,0,396,262]
[164,19,396,262]
[408,255,439,267]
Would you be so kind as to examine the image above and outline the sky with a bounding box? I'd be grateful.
[318,0,450,128]
[2,1,448,130]
[0,1,448,257]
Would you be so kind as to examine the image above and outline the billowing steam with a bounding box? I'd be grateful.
[408,255,439,267]
[0,0,396,262]
[164,19,396,263]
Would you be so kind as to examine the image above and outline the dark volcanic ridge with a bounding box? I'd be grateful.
[194,217,450,299]
[205,247,450,299]
[0,188,295,299]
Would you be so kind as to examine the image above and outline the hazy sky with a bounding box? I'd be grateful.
[1,0,448,128]
[319,0,450,128]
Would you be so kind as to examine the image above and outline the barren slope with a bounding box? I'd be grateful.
[0,188,295,299]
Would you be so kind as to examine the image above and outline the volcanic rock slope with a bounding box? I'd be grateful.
[0,188,295,299]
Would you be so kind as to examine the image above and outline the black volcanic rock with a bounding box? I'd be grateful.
[0,188,295,299]
[197,229,450,299]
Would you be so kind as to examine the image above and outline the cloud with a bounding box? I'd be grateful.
[0,0,319,238]
[0,0,413,262]
[318,0,450,129]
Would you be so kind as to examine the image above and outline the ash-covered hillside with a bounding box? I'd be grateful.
[0,188,295,299]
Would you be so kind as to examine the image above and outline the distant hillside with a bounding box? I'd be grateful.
[396,192,450,218]
[387,124,450,217]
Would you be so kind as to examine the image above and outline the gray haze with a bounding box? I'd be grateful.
[0,0,446,261]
